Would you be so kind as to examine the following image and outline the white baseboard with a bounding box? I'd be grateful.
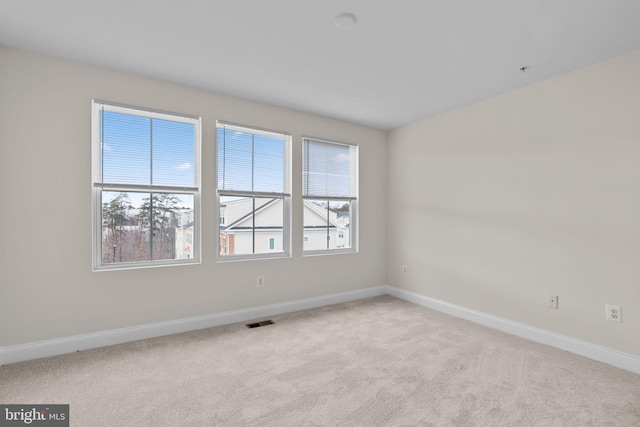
[385,285,640,375]
[3,284,639,375]
[0,286,387,366]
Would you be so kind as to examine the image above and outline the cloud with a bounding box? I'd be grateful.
[101,143,113,152]
[177,162,192,170]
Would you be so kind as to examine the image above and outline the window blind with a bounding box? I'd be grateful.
[303,137,357,199]
[217,122,289,196]
[98,104,197,191]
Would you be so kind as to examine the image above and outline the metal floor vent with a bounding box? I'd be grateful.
[246,320,275,329]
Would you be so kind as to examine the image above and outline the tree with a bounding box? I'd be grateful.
[102,193,133,263]
[139,193,180,260]
[333,202,350,212]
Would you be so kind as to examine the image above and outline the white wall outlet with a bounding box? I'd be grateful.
[605,304,622,322]
[257,276,265,287]
[547,295,558,309]
[402,265,408,275]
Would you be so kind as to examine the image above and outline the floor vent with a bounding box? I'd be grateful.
[246,320,275,329]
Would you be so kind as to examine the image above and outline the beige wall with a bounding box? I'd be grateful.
[388,50,640,357]
[0,47,388,346]
[3,44,639,361]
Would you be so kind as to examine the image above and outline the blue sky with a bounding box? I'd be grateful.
[101,110,195,187]
[101,110,196,209]
[100,111,353,211]
[217,128,285,193]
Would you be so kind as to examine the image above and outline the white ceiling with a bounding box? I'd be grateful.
[1,0,640,130]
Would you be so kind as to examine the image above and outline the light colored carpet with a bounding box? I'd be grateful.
[1,295,639,426]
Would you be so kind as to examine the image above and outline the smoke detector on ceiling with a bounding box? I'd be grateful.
[335,13,357,29]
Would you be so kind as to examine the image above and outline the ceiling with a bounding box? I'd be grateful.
[1,1,640,130]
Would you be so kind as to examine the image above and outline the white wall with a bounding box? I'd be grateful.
[388,50,640,357]
[0,47,387,347]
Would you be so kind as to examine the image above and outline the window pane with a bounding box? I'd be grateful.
[218,195,283,256]
[217,129,253,192]
[101,191,194,264]
[217,127,286,193]
[219,195,252,256]
[253,134,285,193]
[303,139,353,198]
[152,119,195,187]
[254,197,283,254]
[331,201,351,249]
[303,199,350,250]
[101,111,195,188]
[101,111,151,185]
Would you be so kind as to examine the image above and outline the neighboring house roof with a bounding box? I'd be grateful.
[222,198,280,232]
[303,200,342,229]
[220,198,348,233]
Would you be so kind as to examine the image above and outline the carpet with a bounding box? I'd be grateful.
[1,295,639,426]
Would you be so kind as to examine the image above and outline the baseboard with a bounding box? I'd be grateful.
[4,284,639,375]
[0,285,387,366]
[385,285,640,375]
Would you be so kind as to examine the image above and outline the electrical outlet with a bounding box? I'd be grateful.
[605,304,622,323]
[547,295,558,309]
[402,265,408,275]
[257,276,264,287]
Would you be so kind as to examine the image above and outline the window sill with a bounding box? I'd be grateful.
[216,252,291,263]
[93,259,201,272]
[302,248,357,257]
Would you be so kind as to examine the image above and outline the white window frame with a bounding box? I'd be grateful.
[91,100,201,271]
[216,121,291,261]
[302,136,358,256]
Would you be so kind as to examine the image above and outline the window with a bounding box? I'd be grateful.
[219,207,226,225]
[217,121,290,259]
[92,101,201,270]
[302,137,358,253]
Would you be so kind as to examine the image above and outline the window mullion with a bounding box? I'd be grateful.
[100,107,105,186]
[149,118,153,186]
[326,203,330,250]
[252,134,255,254]
[149,193,154,261]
